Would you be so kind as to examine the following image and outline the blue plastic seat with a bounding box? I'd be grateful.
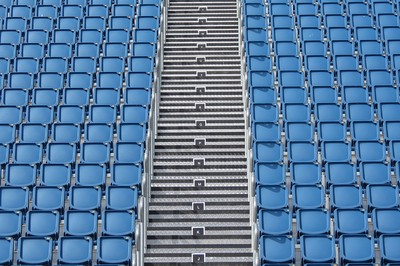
[384,121,400,141]
[43,57,68,73]
[368,70,393,86]
[315,103,342,122]
[46,143,76,164]
[305,55,330,71]
[325,14,346,27]
[63,88,90,105]
[251,104,279,122]
[346,103,374,122]
[52,29,75,44]
[328,27,351,41]
[363,54,388,70]
[84,123,113,143]
[259,209,292,235]
[32,186,65,212]
[10,5,31,17]
[366,185,399,210]
[379,235,400,265]
[0,44,17,58]
[124,87,151,105]
[355,141,386,162]
[69,186,102,211]
[61,4,83,17]
[100,57,124,72]
[300,235,335,263]
[290,163,321,185]
[1,88,28,105]
[114,4,135,16]
[17,237,53,265]
[19,123,48,143]
[75,163,106,187]
[0,106,22,124]
[309,71,334,87]
[246,42,269,57]
[254,142,283,163]
[273,28,295,42]
[40,164,71,187]
[120,105,149,123]
[274,41,297,56]
[246,28,267,42]
[84,16,106,30]
[0,124,15,144]
[38,72,64,88]
[260,236,295,263]
[283,103,311,122]
[253,122,281,142]
[111,163,142,187]
[126,72,152,88]
[48,43,72,58]
[247,15,268,28]
[106,29,130,43]
[317,122,346,142]
[97,72,123,88]
[392,55,400,71]
[334,209,368,237]
[296,209,330,236]
[106,186,138,211]
[5,17,27,31]
[280,87,307,103]
[256,185,288,209]
[250,87,277,104]
[276,56,300,71]
[298,15,321,28]
[0,144,8,165]
[0,187,29,212]
[303,41,326,56]
[355,26,378,41]
[372,208,400,237]
[114,142,144,163]
[341,86,369,103]
[76,42,99,57]
[57,16,80,31]
[80,143,111,164]
[132,29,157,43]
[129,56,153,72]
[0,238,13,265]
[338,70,364,87]
[296,2,317,15]
[359,40,383,55]
[110,16,133,30]
[58,237,93,265]
[0,58,10,74]
[117,123,146,143]
[249,56,272,72]
[26,106,54,124]
[93,88,120,105]
[51,123,80,143]
[360,162,391,186]
[330,40,355,55]
[287,141,317,163]
[325,162,357,185]
[103,43,128,57]
[64,210,97,237]
[278,71,304,87]
[254,163,285,185]
[8,72,33,89]
[87,4,108,17]
[0,30,21,45]
[292,185,324,210]
[137,16,159,29]
[67,72,93,88]
[0,211,22,238]
[373,1,394,14]
[26,211,59,238]
[5,164,36,187]
[88,105,117,124]
[330,185,363,209]
[12,143,42,164]
[57,105,85,124]
[97,236,132,264]
[339,235,375,264]
[36,4,57,17]
[31,17,53,31]
[102,211,135,236]
[382,26,400,41]
[379,103,400,122]
[333,55,358,71]
[14,57,39,73]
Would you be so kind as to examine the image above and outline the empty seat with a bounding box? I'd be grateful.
[32,88,59,106]
[259,209,292,235]
[106,186,138,211]
[372,208,400,237]
[303,41,326,55]
[254,142,283,163]
[12,143,42,164]
[0,187,29,212]
[256,185,288,209]
[126,72,152,88]
[384,122,400,141]
[52,29,76,44]
[69,186,102,211]
[32,186,65,212]
[0,238,13,265]
[346,103,374,122]
[310,86,338,104]
[0,106,22,124]
[84,123,113,143]
[97,72,123,88]
[114,142,144,163]
[38,72,64,88]
[322,141,351,162]
[325,162,357,185]
[102,210,135,236]
[0,124,15,144]
[84,16,106,30]
[334,208,368,237]
[360,162,391,186]
[300,235,335,263]
[26,106,54,124]
[46,143,76,164]
[75,163,106,187]
[0,44,17,58]
[254,163,285,185]
[88,105,117,123]
[57,105,85,124]
[253,123,281,142]
[290,163,321,185]
[285,122,313,142]
[100,57,125,72]
[19,123,49,143]
[117,123,146,143]
[278,71,305,87]
[390,140,400,162]
[93,88,121,105]
[296,209,330,236]
[48,43,72,58]
[251,104,279,122]
[260,236,295,264]
[1,88,28,106]
[110,16,133,30]
[366,185,399,210]
[17,237,53,265]
[0,30,21,45]
[106,29,130,43]
[129,56,153,72]
[120,105,149,123]
[111,163,142,187]
[8,73,34,89]
[124,88,151,105]
[5,164,36,187]
[379,234,400,265]
[287,141,317,162]
[341,86,369,103]
[330,41,355,55]
[330,184,362,209]
[276,56,300,71]
[355,141,386,162]
[250,87,277,104]
[379,103,400,122]
[317,122,346,142]
[40,164,71,187]
[80,143,111,164]
[51,123,80,143]
[43,57,68,73]
[292,185,324,210]
[339,235,375,264]
[97,236,132,264]
[0,144,8,165]
[63,88,90,105]
[58,236,93,265]
[283,103,311,122]
[76,42,100,57]
[64,210,97,237]
[350,122,380,141]
[26,211,59,238]
[368,70,393,86]
[67,72,93,88]
[0,211,22,238]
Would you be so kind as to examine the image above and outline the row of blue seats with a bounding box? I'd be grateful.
[250,85,400,104]
[0,210,135,238]
[0,71,152,89]
[255,161,400,186]
[259,207,400,237]
[0,236,133,265]
[0,185,138,212]
[0,142,145,165]
[254,140,400,163]
[256,184,399,210]
[0,56,155,74]
[254,121,400,142]
[260,234,400,264]
[0,3,160,18]
[1,122,147,143]
[0,87,151,105]
[1,162,141,188]
[0,0,157,7]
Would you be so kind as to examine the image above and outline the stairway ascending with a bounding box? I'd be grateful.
[143,0,253,264]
